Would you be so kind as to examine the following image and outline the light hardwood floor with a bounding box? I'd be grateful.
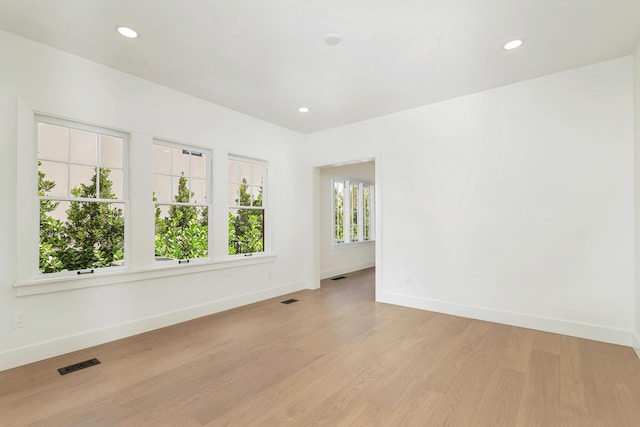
[2,268,640,426]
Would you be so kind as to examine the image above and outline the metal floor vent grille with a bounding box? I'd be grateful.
[281,298,299,304]
[58,358,101,375]
[331,276,347,281]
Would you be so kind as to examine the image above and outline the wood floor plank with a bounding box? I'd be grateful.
[559,335,593,426]
[471,367,525,426]
[498,326,533,373]
[2,267,640,426]
[515,350,561,426]
[424,322,512,426]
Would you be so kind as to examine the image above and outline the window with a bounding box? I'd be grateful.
[334,180,345,242]
[36,115,127,275]
[363,186,373,241]
[152,141,211,263]
[350,183,359,241]
[333,179,374,244]
[228,156,266,255]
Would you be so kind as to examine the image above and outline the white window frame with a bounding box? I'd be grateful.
[34,114,130,278]
[152,139,213,265]
[333,179,374,245]
[228,155,268,257]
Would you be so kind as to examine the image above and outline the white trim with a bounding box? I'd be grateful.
[633,333,640,359]
[331,240,376,249]
[378,291,633,346]
[320,261,376,280]
[1,279,305,371]
[15,254,277,296]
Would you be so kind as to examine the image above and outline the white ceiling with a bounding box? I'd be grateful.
[1,0,639,134]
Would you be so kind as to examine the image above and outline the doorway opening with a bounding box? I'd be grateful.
[313,159,377,298]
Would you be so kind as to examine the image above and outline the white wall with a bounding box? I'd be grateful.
[305,56,635,345]
[634,41,640,357]
[319,162,375,279]
[0,30,309,370]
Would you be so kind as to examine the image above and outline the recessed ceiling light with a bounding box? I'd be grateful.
[117,26,138,39]
[325,34,341,46]
[298,107,310,113]
[503,39,523,50]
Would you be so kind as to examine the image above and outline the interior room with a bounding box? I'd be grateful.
[1,0,640,425]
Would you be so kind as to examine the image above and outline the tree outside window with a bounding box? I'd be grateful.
[228,157,266,255]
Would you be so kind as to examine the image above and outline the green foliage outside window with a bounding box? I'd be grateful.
[39,167,263,271]
[334,183,344,241]
[38,165,125,274]
[364,187,371,240]
[228,178,264,255]
[350,184,359,240]
[154,173,208,260]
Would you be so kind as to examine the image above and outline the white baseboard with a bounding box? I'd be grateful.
[0,281,305,372]
[378,291,632,347]
[320,261,375,280]
[633,333,640,359]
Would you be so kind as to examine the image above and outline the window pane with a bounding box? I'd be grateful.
[155,204,208,261]
[251,164,263,186]
[106,168,124,200]
[69,129,97,165]
[172,175,190,203]
[39,161,68,198]
[153,144,171,174]
[364,187,371,240]
[350,184,359,241]
[191,152,206,178]
[38,123,68,162]
[69,165,95,197]
[239,161,251,185]
[238,181,252,206]
[156,204,170,218]
[191,178,206,204]
[47,200,70,222]
[251,186,263,207]
[228,184,239,206]
[228,208,264,255]
[228,159,238,184]
[173,148,189,176]
[100,135,123,168]
[152,174,171,202]
[39,201,125,274]
[334,181,344,242]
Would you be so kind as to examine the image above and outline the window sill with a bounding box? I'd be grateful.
[332,240,376,249]
[14,253,277,296]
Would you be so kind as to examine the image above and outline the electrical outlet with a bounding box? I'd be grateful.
[12,312,25,329]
